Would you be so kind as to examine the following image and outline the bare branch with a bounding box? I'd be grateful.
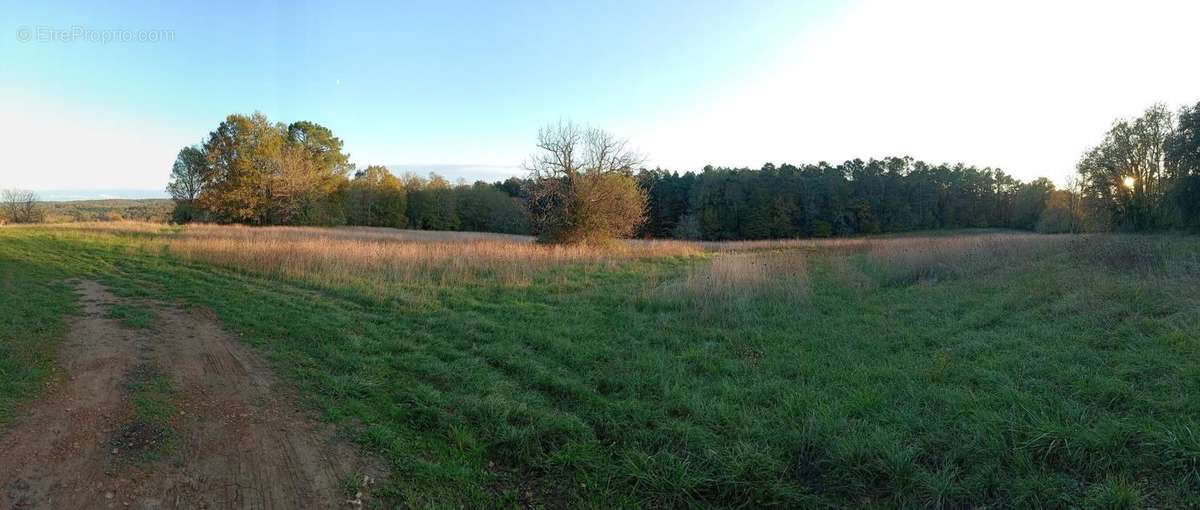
[1,189,43,224]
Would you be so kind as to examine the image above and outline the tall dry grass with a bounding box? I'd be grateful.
[679,251,808,299]
[856,231,1192,285]
[699,237,870,253]
[37,222,1193,300]
[184,224,538,244]
[1065,234,1200,280]
[3,221,174,236]
[656,250,810,319]
[167,224,702,291]
[861,234,1073,284]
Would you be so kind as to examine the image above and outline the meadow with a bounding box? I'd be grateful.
[2,223,1199,508]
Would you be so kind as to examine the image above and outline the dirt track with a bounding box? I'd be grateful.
[0,281,375,509]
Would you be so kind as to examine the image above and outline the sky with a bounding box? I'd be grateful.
[2,0,1198,198]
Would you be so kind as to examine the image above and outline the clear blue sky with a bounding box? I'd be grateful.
[3,0,1198,196]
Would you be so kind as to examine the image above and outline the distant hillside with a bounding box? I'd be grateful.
[41,199,173,223]
[35,190,169,201]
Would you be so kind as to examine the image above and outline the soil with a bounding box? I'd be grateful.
[0,281,378,509]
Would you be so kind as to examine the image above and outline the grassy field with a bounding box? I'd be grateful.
[2,223,1199,508]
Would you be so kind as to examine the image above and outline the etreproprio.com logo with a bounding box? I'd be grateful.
[16,25,175,44]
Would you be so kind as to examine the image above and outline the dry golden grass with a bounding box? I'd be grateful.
[183,224,538,244]
[3,221,173,236]
[656,250,810,319]
[861,233,1073,284]
[28,222,1124,297]
[689,233,1077,289]
[167,224,702,291]
[700,237,870,252]
[681,251,808,298]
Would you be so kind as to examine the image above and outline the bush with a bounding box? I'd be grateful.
[546,173,647,244]
[171,201,204,224]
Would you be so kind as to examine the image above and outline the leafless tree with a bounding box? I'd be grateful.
[1,189,44,224]
[525,121,644,180]
[524,121,647,243]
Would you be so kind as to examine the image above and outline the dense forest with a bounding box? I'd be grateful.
[152,102,1200,240]
[633,161,1053,239]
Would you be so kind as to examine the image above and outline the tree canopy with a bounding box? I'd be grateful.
[167,106,1200,238]
[1075,102,1200,230]
[347,165,407,228]
[634,158,1050,240]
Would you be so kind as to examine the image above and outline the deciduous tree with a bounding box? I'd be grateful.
[196,112,350,225]
[0,189,43,224]
[1077,104,1174,229]
[347,165,407,228]
[525,121,647,243]
[166,144,208,223]
[1166,102,1200,228]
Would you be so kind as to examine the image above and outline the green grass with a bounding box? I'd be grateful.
[1,227,1199,508]
[0,247,77,426]
[123,362,176,427]
[114,362,177,463]
[107,302,157,329]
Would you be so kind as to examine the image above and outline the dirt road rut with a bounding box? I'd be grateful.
[0,281,375,509]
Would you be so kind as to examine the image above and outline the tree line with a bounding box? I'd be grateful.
[167,105,1200,242]
[632,161,1055,240]
[1072,102,1200,231]
[167,112,530,235]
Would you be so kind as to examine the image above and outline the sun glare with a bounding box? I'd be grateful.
[1122,176,1136,189]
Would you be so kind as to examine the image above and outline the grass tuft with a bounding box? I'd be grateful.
[114,362,177,463]
[107,303,157,329]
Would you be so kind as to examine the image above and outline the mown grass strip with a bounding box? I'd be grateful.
[0,254,76,427]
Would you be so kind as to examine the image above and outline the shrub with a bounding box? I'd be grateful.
[548,173,647,244]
